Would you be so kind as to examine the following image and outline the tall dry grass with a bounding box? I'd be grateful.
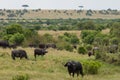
[38,30,81,38]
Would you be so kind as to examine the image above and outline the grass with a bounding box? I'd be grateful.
[0,48,120,80]
[38,30,81,38]
[101,28,110,34]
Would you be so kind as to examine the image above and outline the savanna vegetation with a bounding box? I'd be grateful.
[0,18,120,80]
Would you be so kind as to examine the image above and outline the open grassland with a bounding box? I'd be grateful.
[38,29,110,38]
[101,28,110,34]
[38,30,81,38]
[0,47,120,80]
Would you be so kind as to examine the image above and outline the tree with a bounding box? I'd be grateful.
[9,33,24,45]
[110,22,120,38]
[78,46,87,54]
[6,24,23,34]
[77,21,96,30]
[81,30,97,44]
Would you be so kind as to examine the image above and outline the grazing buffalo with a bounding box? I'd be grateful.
[28,44,37,48]
[34,48,48,58]
[39,43,46,49]
[0,40,9,48]
[11,49,28,60]
[46,43,56,49]
[88,51,94,57]
[72,45,77,49]
[64,60,84,77]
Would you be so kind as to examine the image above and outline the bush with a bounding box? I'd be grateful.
[56,41,73,52]
[95,51,102,59]
[64,44,73,52]
[12,74,29,80]
[58,32,79,44]
[81,30,97,44]
[9,33,24,45]
[101,53,120,65]
[86,44,92,51]
[78,46,87,54]
[82,60,101,74]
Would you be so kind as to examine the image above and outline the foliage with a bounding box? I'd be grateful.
[23,29,36,38]
[81,30,98,44]
[85,44,92,51]
[110,22,120,38]
[56,39,73,52]
[77,20,96,30]
[9,33,24,45]
[39,33,55,43]
[110,37,119,45]
[82,60,102,74]
[94,33,109,45]
[78,46,87,54]
[12,74,29,80]
[58,32,79,44]
[6,24,23,34]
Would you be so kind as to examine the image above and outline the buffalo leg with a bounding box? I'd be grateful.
[72,72,75,77]
[77,71,79,77]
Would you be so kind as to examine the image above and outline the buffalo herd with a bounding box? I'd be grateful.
[11,48,48,60]
[0,40,119,78]
[39,43,57,49]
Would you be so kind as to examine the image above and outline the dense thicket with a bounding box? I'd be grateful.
[0,19,120,31]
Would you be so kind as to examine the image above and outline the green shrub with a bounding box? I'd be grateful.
[78,46,87,54]
[82,60,101,74]
[86,44,92,51]
[9,33,24,45]
[12,74,29,80]
[56,41,73,52]
[95,51,102,59]
[64,44,73,52]
[58,32,79,44]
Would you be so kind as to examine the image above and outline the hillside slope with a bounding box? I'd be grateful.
[0,9,120,19]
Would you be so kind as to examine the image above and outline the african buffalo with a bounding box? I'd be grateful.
[0,40,9,48]
[39,43,46,49]
[88,51,93,57]
[28,44,37,48]
[46,43,56,49]
[64,60,84,77]
[34,48,48,58]
[72,45,77,49]
[11,49,28,60]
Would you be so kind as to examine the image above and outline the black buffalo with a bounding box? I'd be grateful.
[88,51,94,57]
[28,44,37,48]
[39,43,46,49]
[11,49,28,60]
[64,60,84,77]
[72,45,77,49]
[0,40,9,48]
[34,48,48,58]
[46,43,56,49]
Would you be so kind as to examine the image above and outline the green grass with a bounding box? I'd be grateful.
[0,48,120,80]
